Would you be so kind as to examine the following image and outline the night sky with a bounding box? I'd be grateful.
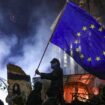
[0,0,65,77]
[0,0,65,54]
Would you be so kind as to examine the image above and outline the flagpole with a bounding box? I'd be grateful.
[35,2,68,72]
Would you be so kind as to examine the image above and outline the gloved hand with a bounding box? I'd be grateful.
[35,69,40,75]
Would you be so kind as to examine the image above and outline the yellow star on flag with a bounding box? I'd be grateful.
[90,24,95,29]
[74,40,79,44]
[87,57,91,62]
[77,32,81,37]
[98,27,103,32]
[80,54,84,59]
[96,57,100,61]
[76,48,79,52]
[82,26,87,31]
[103,51,105,55]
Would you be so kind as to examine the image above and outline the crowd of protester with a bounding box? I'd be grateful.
[2,58,105,105]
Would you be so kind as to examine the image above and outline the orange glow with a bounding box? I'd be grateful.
[63,74,105,103]
[63,74,96,103]
[64,86,74,103]
[92,87,99,95]
[64,82,89,103]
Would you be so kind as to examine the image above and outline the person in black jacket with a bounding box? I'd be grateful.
[35,58,64,105]
[26,81,42,105]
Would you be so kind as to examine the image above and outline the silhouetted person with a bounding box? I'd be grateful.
[26,81,42,105]
[36,58,64,105]
[0,99,4,105]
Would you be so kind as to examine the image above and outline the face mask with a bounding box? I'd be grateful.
[51,62,58,69]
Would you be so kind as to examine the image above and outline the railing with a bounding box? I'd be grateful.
[0,77,7,91]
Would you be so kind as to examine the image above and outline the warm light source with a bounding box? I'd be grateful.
[92,87,99,95]
[64,82,89,103]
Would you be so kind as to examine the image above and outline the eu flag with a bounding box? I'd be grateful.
[51,2,105,79]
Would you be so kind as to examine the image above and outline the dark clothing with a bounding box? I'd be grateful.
[40,67,64,105]
[0,100,4,105]
[26,89,42,105]
[43,97,58,105]
[12,95,24,105]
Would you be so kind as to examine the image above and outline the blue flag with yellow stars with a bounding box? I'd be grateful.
[51,1,105,79]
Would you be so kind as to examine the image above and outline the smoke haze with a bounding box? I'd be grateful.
[0,0,65,79]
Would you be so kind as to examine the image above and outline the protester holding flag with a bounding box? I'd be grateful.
[50,1,105,79]
[35,58,65,105]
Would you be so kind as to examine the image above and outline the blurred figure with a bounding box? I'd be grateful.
[35,58,64,105]
[6,83,24,105]
[0,99,4,105]
[12,83,24,105]
[26,81,42,105]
